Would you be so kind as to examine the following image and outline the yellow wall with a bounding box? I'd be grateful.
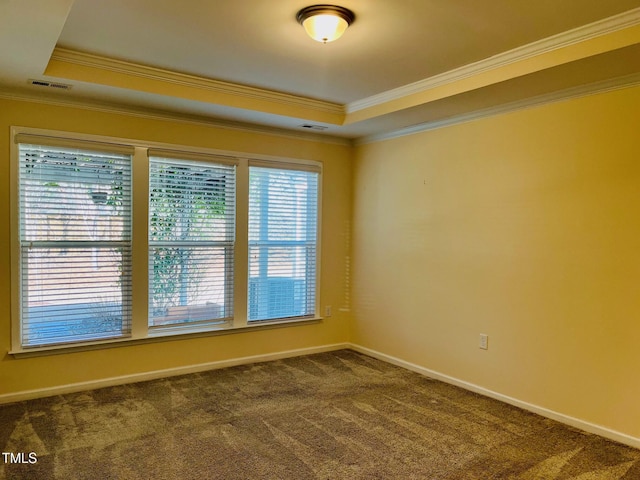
[0,98,352,395]
[3,85,639,441]
[352,85,640,439]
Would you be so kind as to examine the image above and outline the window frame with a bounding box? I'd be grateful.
[247,163,320,323]
[14,138,134,348]
[148,153,238,330]
[10,126,322,356]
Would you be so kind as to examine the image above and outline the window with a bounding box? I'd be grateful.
[248,165,319,321]
[148,153,235,328]
[16,137,133,347]
[12,129,321,352]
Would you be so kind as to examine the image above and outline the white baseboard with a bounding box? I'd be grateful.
[0,343,350,405]
[348,343,640,450]
[3,341,638,450]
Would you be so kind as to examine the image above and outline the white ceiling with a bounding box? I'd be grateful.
[2,0,640,140]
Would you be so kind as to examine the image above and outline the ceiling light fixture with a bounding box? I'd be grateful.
[296,4,355,44]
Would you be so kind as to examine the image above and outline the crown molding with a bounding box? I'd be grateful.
[50,48,345,117]
[5,70,639,148]
[356,72,640,145]
[0,88,353,146]
[347,7,640,114]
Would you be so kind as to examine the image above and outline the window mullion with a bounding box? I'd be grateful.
[234,158,249,327]
[131,146,149,339]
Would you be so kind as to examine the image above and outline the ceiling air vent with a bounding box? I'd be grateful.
[28,79,73,90]
[300,124,329,131]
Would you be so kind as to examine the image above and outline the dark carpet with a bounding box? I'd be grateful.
[1,349,638,479]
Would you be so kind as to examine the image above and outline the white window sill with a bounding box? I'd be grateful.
[9,316,323,358]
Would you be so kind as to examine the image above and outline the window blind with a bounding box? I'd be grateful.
[149,156,236,327]
[18,143,133,347]
[248,166,318,321]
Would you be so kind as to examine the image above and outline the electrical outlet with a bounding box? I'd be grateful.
[479,334,489,350]
[324,305,332,317]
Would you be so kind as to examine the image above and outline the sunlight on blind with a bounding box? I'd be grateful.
[18,143,132,347]
[148,157,235,328]
[248,166,318,321]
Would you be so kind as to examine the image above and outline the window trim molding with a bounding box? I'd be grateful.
[9,317,323,358]
[9,126,323,356]
[10,128,21,351]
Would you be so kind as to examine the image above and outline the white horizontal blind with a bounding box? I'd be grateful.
[18,143,133,347]
[149,156,236,327]
[248,166,318,321]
